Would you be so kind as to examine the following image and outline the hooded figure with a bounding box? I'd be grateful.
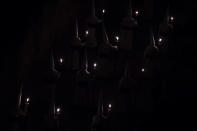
[86,0,101,48]
[143,28,160,78]
[46,49,61,83]
[92,89,104,129]
[76,47,91,86]
[118,61,134,93]
[159,5,174,37]
[70,18,83,48]
[70,18,81,70]
[95,23,116,79]
[98,23,113,57]
[120,0,138,51]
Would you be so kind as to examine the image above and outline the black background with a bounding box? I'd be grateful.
[1,0,197,130]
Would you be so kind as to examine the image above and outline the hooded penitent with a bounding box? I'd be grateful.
[86,0,100,48]
[159,5,174,37]
[120,0,137,51]
[76,47,91,84]
[98,23,113,57]
[70,18,83,48]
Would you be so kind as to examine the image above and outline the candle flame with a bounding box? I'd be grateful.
[135,10,139,16]
[60,58,63,63]
[102,9,106,14]
[85,30,89,36]
[93,62,97,68]
[115,36,119,41]
[56,108,61,113]
[170,16,174,22]
[158,38,163,43]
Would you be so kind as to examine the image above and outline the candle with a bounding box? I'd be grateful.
[135,10,139,16]
[102,9,106,14]
[115,36,119,42]
[158,38,162,42]
[85,30,89,36]
[59,58,63,64]
[170,16,174,23]
[108,104,112,112]
[93,62,97,69]
[24,97,30,113]
[141,68,145,72]
[56,108,61,113]
[25,97,30,105]
[55,107,61,116]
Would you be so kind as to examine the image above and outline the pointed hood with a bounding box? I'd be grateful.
[97,90,103,115]
[98,23,113,56]
[87,0,100,25]
[150,28,156,47]
[101,23,110,44]
[164,5,170,24]
[128,0,133,17]
[50,50,55,70]
[81,47,89,74]
[48,49,60,82]
[70,18,82,48]
[75,18,79,38]
[121,0,137,28]
[17,82,23,111]
[76,48,90,83]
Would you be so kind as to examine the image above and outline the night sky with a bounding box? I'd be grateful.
[1,0,197,130]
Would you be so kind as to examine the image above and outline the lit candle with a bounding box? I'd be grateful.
[56,108,61,113]
[141,68,145,72]
[25,97,30,105]
[102,9,106,14]
[158,38,163,44]
[56,107,61,116]
[93,62,97,69]
[59,58,63,64]
[108,104,112,112]
[24,97,30,113]
[115,36,119,42]
[135,10,139,16]
[170,16,174,22]
[85,30,89,37]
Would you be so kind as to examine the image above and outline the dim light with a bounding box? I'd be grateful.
[135,10,139,16]
[59,58,63,63]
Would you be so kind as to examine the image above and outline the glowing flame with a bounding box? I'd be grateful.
[141,68,145,72]
[170,16,174,22]
[56,108,61,113]
[115,36,119,42]
[60,58,63,63]
[135,10,139,16]
[158,38,163,43]
[85,30,89,36]
[93,62,97,69]
[108,104,112,112]
[108,104,112,108]
[25,97,30,104]
[102,9,106,14]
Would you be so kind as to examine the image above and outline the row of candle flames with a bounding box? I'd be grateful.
[21,97,112,116]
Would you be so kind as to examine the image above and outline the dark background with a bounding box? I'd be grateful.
[1,0,197,130]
